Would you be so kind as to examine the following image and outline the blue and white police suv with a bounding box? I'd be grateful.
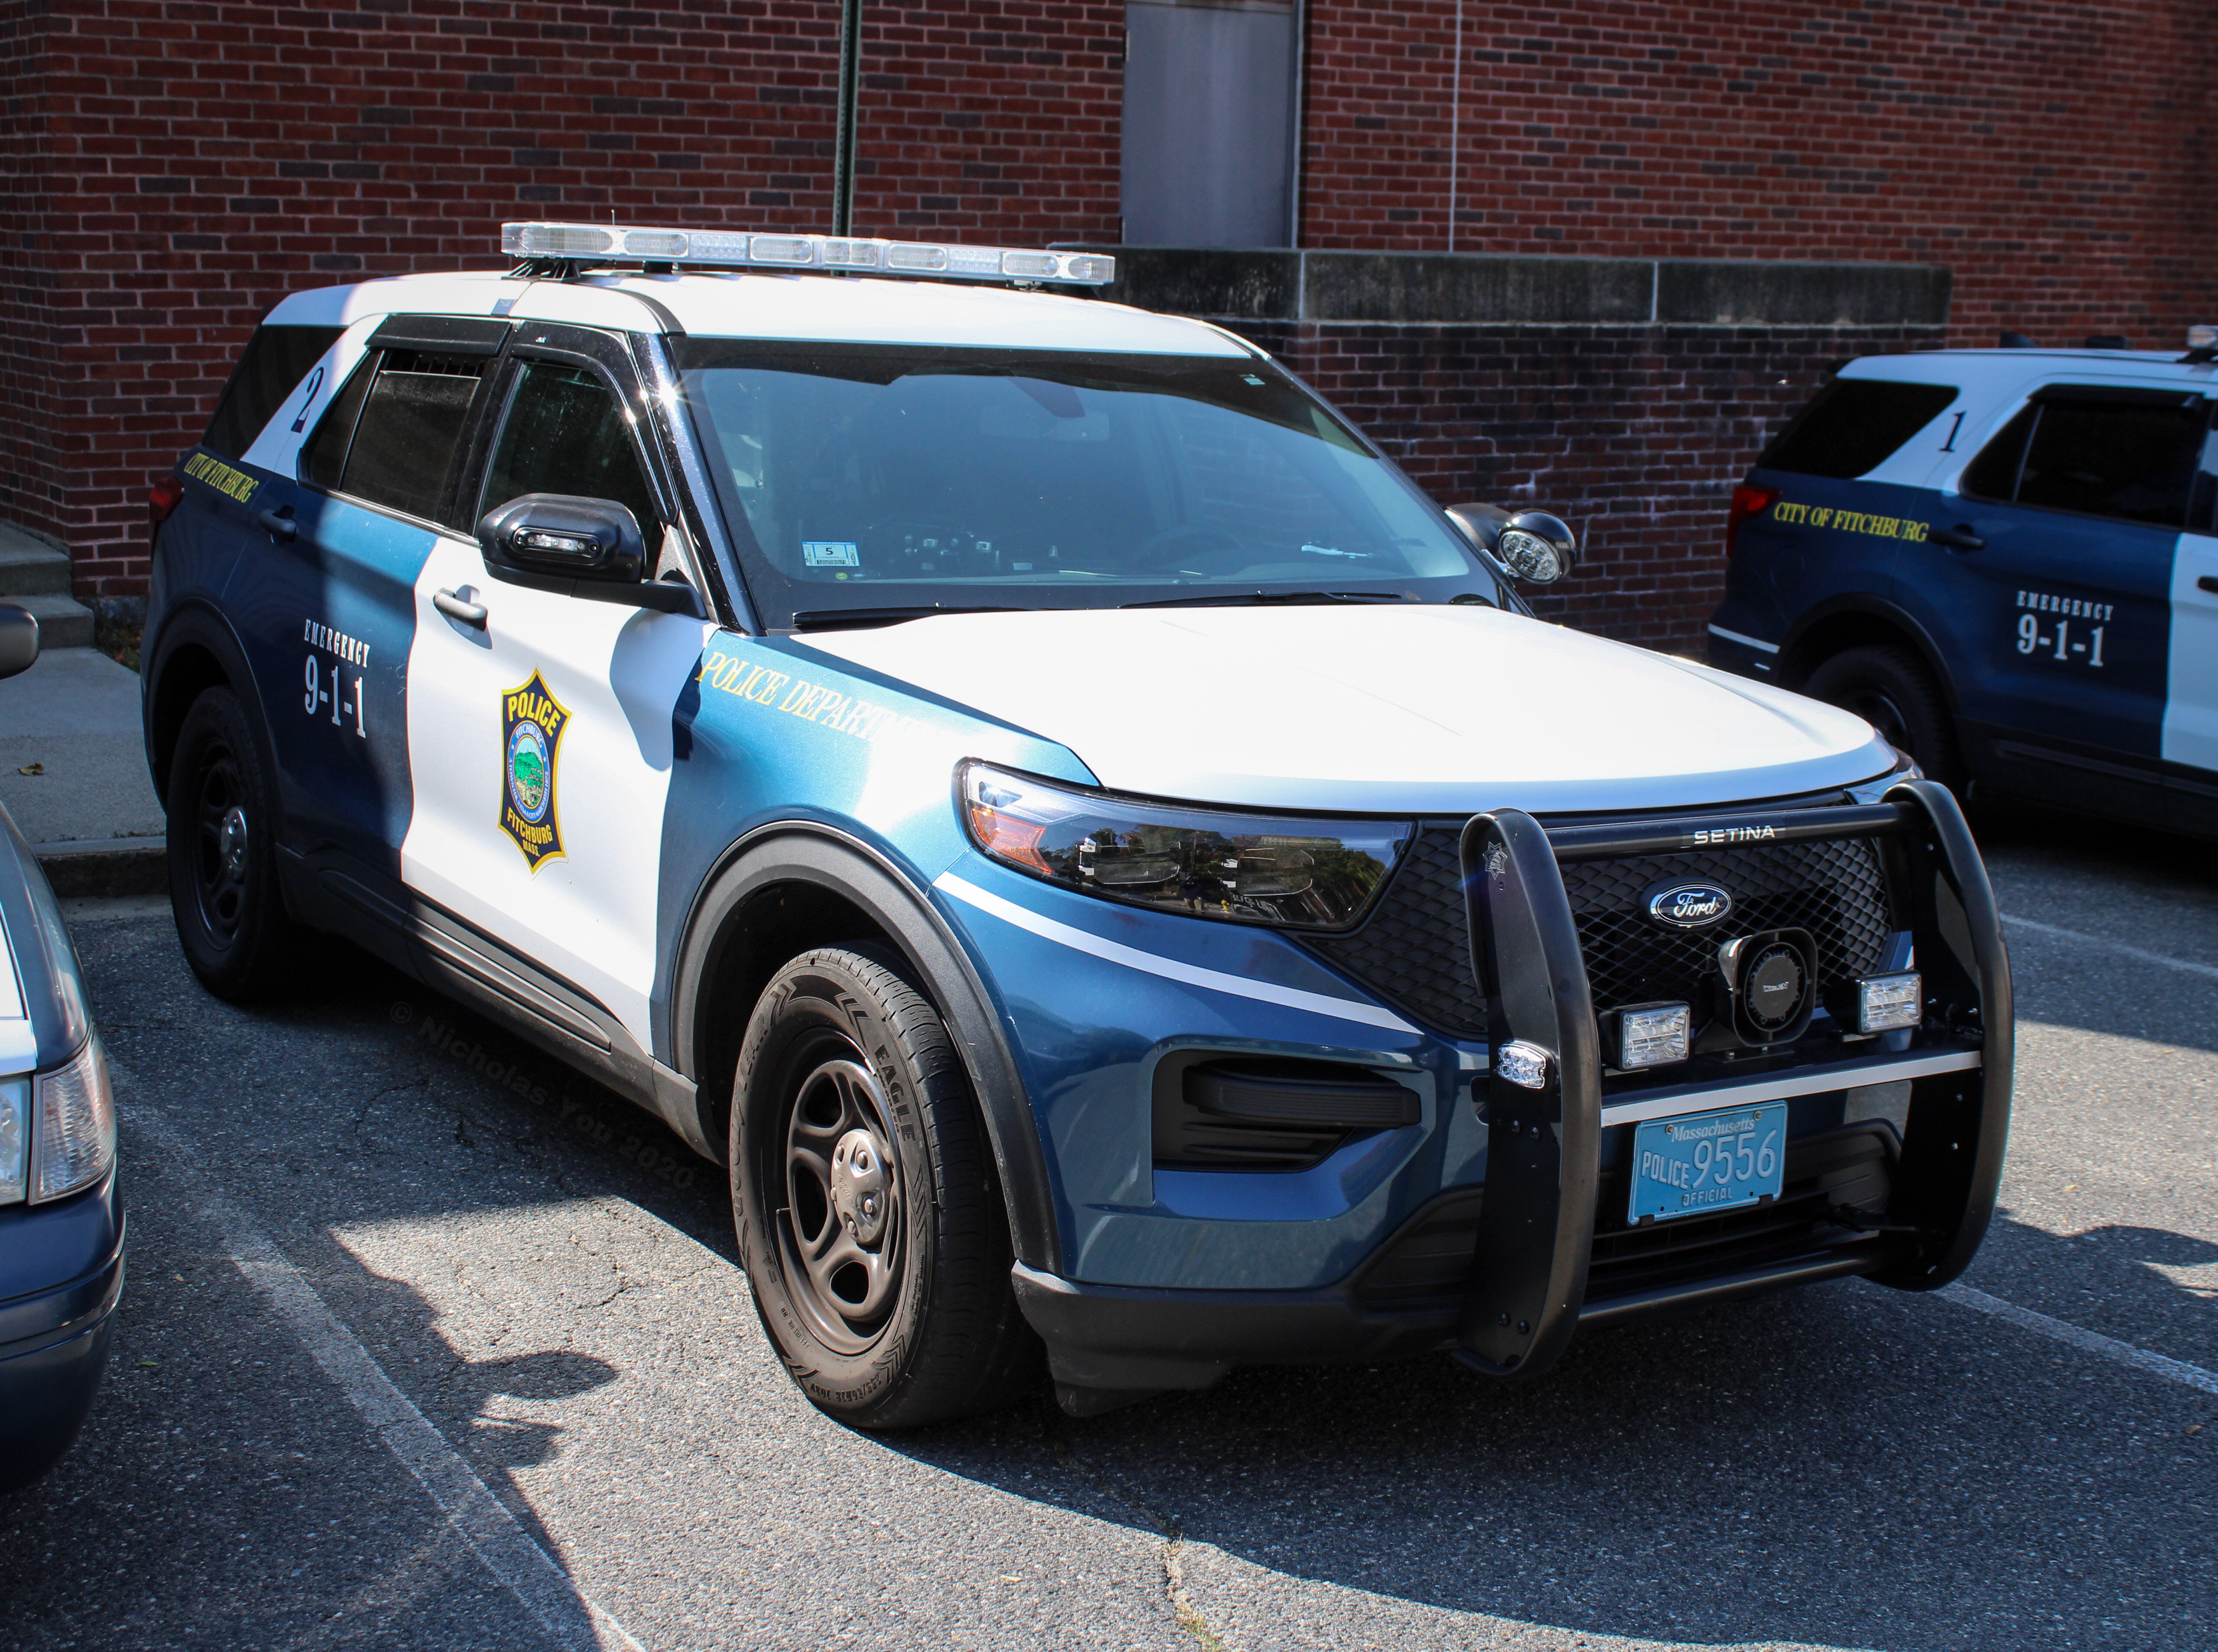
[144,222,2010,1423]
[1710,332,2218,836]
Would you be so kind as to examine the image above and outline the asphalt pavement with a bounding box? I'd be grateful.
[0,797,2211,1652]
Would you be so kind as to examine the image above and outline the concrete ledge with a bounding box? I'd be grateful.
[32,838,165,899]
[1071,247,1950,328]
[1655,259,1952,328]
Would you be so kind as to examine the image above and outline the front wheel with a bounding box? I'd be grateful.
[1802,644,1965,793]
[165,686,310,1000]
[731,947,1039,1428]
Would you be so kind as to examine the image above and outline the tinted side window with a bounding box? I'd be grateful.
[202,324,345,459]
[1759,379,1959,479]
[1960,406,2036,501]
[2014,398,2205,527]
[300,356,376,492]
[481,361,663,537]
[300,349,488,521]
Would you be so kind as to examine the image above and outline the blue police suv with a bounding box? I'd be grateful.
[141,222,2011,1423]
[0,605,123,1492]
[1708,334,2218,835]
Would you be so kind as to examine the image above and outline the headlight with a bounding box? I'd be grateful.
[31,1035,113,1203]
[959,763,1410,931]
[0,1076,27,1205]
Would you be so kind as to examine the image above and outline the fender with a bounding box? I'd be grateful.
[1777,591,1963,714]
[670,823,1061,1275]
[141,597,271,812]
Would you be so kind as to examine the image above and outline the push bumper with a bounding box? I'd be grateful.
[1014,782,2011,1394]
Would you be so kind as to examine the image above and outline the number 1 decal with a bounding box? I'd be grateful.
[1939,411,1964,453]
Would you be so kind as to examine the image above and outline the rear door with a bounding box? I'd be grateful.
[234,315,508,875]
[2162,413,2218,833]
[400,324,712,1066]
[1908,383,2205,821]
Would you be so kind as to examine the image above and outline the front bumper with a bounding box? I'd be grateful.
[1014,781,2011,1392]
[0,1172,126,1490]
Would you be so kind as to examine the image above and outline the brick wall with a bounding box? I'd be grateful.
[1245,319,1938,649]
[0,0,1122,597]
[6,0,2215,629]
[1298,0,2218,350]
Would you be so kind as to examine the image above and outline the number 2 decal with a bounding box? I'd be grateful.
[289,364,327,434]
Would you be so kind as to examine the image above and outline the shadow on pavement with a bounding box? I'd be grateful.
[25,900,2214,1652]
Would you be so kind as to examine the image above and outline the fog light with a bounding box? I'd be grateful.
[1857,971,1922,1033]
[1603,1001,1690,1069]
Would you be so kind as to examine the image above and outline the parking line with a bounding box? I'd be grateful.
[2000,912,2218,983]
[125,1092,647,1652]
[1938,1282,2218,1398]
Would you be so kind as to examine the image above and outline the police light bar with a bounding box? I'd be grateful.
[500,222,1115,286]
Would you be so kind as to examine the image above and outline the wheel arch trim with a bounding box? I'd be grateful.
[142,599,284,827]
[669,822,1062,1275]
[1778,594,1961,715]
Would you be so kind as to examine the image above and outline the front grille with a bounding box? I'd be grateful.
[1305,830,1487,1035]
[1305,820,1895,1035]
[1562,836,1894,1016]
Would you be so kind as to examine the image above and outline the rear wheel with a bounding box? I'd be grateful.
[166,686,309,1000]
[731,946,1039,1428]
[1802,644,1964,793]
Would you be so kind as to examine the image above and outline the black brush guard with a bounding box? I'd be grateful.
[1455,779,2013,1378]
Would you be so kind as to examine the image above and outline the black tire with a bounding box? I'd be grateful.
[166,686,310,1000]
[1802,644,1965,793]
[731,946,1039,1428]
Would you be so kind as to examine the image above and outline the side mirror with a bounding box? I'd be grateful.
[478,494,647,585]
[1447,503,1577,585]
[0,604,38,682]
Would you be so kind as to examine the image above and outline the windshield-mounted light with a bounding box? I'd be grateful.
[959,763,1410,931]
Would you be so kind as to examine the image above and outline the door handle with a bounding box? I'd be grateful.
[2201,576,2218,596]
[434,588,488,629]
[256,508,296,542]
[1925,523,1985,552]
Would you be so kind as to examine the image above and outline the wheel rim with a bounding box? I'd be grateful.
[1836,686,1914,758]
[775,1046,904,1355]
[191,745,251,945]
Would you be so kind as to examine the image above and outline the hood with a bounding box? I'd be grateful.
[793,605,1895,814]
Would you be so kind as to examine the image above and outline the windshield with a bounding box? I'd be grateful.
[673,340,1505,628]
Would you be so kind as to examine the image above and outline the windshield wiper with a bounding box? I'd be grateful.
[1120,590,1417,610]
[790,604,1025,632]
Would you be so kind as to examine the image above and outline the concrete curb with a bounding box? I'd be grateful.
[33,837,166,899]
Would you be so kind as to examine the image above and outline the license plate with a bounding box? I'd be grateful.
[1629,1102,1787,1224]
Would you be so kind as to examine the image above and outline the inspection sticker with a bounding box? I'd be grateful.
[803,541,861,568]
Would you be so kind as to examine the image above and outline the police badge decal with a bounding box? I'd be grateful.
[500,671,569,870]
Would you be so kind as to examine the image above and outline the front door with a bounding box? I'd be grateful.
[400,333,712,1062]
[1909,384,2206,821]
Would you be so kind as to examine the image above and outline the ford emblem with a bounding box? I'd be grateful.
[1647,882,1735,930]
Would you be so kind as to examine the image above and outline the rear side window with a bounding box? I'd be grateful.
[1759,379,1959,479]
[298,349,490,522]
[1962,389,2209,528]
[480,361,664,537]
[201,324,345,460]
